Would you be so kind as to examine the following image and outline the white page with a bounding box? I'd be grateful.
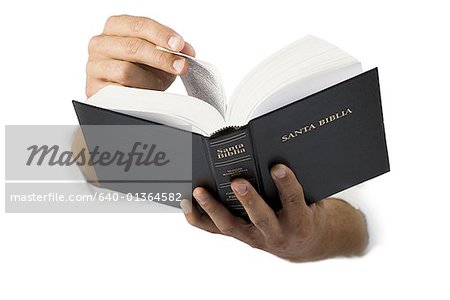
[227,36,361,125]
[249,63,362,120]
[86,85,225,136]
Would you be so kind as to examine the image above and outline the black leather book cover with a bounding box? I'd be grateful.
[73,67,389,217]
[249,68,389,209]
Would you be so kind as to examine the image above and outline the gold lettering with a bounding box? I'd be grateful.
[216,143,246,159]
[281,107,353,142]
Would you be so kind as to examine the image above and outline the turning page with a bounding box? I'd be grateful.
[157,46,227,117]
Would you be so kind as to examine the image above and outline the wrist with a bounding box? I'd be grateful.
[321,198,369,258]
[296,198,369,262]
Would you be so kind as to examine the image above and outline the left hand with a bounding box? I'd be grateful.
[180,164,369,262]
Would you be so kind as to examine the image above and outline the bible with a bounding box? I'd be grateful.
[73,35,390,217]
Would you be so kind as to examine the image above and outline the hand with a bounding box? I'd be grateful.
[86,14,195,97]
[181,164,369,262]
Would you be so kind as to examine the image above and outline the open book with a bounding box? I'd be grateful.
[74,36,389,218]
[85,35,362,136]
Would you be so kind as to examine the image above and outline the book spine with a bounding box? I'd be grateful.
[204,126,262,218]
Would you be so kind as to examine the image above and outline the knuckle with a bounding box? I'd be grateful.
[105,14,122,28]
[88,35,102,54]
[131,17,146,33]
[253,216,271,229]
[284,192,301,205]
[105,15,116,26]
[155,50,168,68]
[204,204,218,216]
[123,38,145,55]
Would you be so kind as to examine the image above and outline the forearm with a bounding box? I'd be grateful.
[307,198,369,261]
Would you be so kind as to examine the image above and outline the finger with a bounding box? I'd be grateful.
[88,35,188,75]
[103,15,186,52]
[271,164,310,224]
[180,199,221,234]
[135,66,175,91]
[230,178,281,237]
[181,41,196,57]
[193,187,259,243]
[87,59,165,90]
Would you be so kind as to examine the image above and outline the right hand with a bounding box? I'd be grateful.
[86,14,195,97]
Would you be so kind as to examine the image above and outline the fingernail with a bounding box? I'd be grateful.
[180,199,192,214]
[273,164,287,179]
[168,35,183,51]
[233,183,248,195]
[173,58,185,73]
[194,191,207,205]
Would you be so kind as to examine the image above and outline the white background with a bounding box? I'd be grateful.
[1,0,449,299]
